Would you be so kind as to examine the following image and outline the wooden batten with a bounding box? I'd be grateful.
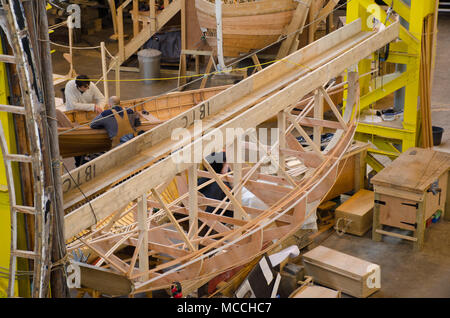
[335,189,374,236]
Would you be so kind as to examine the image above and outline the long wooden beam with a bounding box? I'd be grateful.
[64,20,399,240]
[151,189,196,252]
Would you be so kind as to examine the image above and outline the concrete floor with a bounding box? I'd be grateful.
[51,14,450,298]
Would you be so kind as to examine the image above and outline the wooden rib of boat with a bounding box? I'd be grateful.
[195,0,299,57]
[66,81,359,293]
[62,20,399,295]
[58,85,229,158]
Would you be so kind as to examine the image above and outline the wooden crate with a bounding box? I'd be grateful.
[335,189,374,236]
[371,148,450,250]
[302,246,380,298]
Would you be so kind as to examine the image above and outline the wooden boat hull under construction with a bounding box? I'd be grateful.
[58,85,229,158]
[63,20,399,295]
[195,0,298,57]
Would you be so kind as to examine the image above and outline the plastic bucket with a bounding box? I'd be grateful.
[137,49,162,85]
[432,126,444,146]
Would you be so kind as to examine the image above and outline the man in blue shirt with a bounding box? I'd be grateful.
[90,96,142,147]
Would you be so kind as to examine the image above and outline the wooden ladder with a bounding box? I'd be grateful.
[0,0,52,298]
[112,0,182,68]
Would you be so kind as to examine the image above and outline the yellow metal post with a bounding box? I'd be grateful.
[0,40,18,297]
[345,0,437,169]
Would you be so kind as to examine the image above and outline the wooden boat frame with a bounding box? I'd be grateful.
[62,19,399,295]
[195,0,300,58]
[57,85,229,158]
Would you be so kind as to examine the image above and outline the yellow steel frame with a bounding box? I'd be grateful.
[346,0,437,170]
[0,37,17,297]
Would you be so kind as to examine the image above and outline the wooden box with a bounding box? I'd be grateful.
[291,285,340,298]
[302,246,380,298]
[371,148,450,249]
[335,189,374,236]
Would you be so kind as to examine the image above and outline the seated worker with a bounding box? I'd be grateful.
[65,74,105,113]
[90,96,142,148]
[198,152,233,218]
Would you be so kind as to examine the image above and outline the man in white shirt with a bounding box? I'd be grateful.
[64,74,105,113]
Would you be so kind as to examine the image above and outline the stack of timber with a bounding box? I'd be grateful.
[302,246,380,298]
[61,20,399,294]
[419,2,439,148]
[57,85,229,158]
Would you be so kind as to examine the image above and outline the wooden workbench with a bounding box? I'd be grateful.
[371,147,450,250]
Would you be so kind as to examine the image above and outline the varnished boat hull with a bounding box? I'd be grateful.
[195,0,299,57]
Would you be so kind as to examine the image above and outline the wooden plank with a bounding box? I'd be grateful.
[12,205,36,215]
[319,86,347,129]
[202,159,249,221]
[73,261,133,296]
[291,285,340,298]
[200,55,214,88]
[286,112,324,158]
[313,89,323,149]
[375,229,417,242]
[371,148,450,193]
[132,0,139,37]
[0,53,16,64]
[101,42,109,103]
[178,0,187,87]
[278,111,286,176]
[414,197,425,251]
[5,154,32,163]
[276,0,311,59]
[188,164,198,247]
[373,185,423,202]
[137,194,148,281]
[311,0,339,37]
[372,192,382,242]
[11,250,37,259]
[0,104,25,114]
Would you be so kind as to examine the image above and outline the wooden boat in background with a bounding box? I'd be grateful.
[195,0,299,57]
[58,85,229,158]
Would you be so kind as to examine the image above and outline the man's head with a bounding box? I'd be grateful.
[109,96,120,107]
[75,75,90,93]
